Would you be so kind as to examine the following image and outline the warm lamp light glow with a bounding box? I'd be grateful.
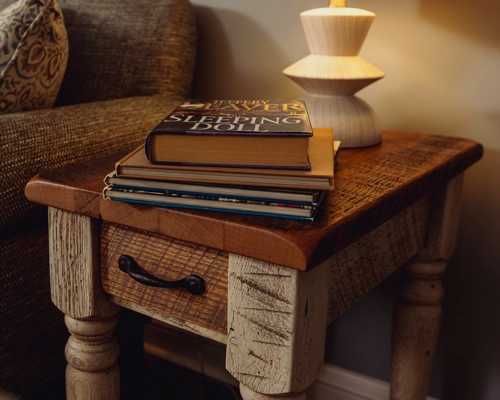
[329,0,346,7]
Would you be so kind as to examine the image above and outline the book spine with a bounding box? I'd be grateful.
[144,159,312,171]
[105,177,319,202]
[106,197,316,221]
[108,186,320,208]
[144,133,154,162]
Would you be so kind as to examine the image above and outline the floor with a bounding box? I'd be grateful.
[143,356,242,400]
[23,313,242,400]
[24,356,242,400]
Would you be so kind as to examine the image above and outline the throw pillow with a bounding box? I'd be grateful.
[0,0,68,114]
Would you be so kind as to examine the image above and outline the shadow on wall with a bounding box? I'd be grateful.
[419,0,500,47]
[440,148,500,400]
[419,1,500,398]
[191,6,299,99]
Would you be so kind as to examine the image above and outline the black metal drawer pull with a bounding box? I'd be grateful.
[118,254,206,295]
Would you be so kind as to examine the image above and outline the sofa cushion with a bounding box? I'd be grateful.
[55,0,197,106]
[0,0,68,114]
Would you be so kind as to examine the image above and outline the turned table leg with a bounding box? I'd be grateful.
[226,254,330,399]
[65,315,120,398]
[49,208,121,400]
[391,174,464,399]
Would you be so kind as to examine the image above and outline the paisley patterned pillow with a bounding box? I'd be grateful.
[0,0,68,114]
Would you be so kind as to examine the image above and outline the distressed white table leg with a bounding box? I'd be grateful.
[226,254,330,399]
[49,207,121,400]
[391,174,464,400]
[65,315,120,399]
[240,383,305,400]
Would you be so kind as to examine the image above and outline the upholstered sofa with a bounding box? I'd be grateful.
[0,0,197,395]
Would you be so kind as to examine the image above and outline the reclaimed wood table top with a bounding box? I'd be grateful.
[25,131,483,271]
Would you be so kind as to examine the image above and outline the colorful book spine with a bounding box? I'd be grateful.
[103,186,325,221]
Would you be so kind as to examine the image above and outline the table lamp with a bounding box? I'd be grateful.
[283,0,384,148]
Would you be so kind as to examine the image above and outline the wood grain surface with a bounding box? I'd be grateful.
[49,207,120,318]
[326,196,429,322]
[226,254,329,395]
[100,222,228,336]
[49,207,121,398]
[26,132,483,270]
[28,154,122,219]
[64,315,121,400]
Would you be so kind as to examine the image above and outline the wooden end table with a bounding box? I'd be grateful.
[25,132,482,400]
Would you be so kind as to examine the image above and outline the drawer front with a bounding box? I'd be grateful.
[101,222,228,335]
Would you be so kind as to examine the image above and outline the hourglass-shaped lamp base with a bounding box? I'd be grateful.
[284,3,384,148]
[300,94,382,148]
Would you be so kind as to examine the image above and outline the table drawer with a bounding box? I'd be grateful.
[101,222,228,337]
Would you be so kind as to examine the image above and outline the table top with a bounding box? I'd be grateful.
[25,132,482,271]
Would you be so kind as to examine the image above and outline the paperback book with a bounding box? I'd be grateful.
[104,173,322,203]
[145,99,313,169]
[102,186,325,221]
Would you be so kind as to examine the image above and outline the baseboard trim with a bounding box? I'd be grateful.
[144,321,438,400]
[312,363,392,400]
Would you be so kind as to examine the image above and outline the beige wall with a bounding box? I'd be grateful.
[190,0,500,398]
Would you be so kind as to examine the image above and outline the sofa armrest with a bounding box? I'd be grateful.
[1,95,181,230]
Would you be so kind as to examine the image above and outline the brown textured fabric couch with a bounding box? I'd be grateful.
[0,0,197,395]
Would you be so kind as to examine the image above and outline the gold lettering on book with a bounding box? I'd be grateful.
[177,100,306,112]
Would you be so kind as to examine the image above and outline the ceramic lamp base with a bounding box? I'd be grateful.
[300,94,382,148]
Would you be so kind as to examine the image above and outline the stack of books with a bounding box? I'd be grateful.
[103,99,338,221]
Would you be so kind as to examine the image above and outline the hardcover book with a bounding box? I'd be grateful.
[145,99,313,169]
[116,127,335,190]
